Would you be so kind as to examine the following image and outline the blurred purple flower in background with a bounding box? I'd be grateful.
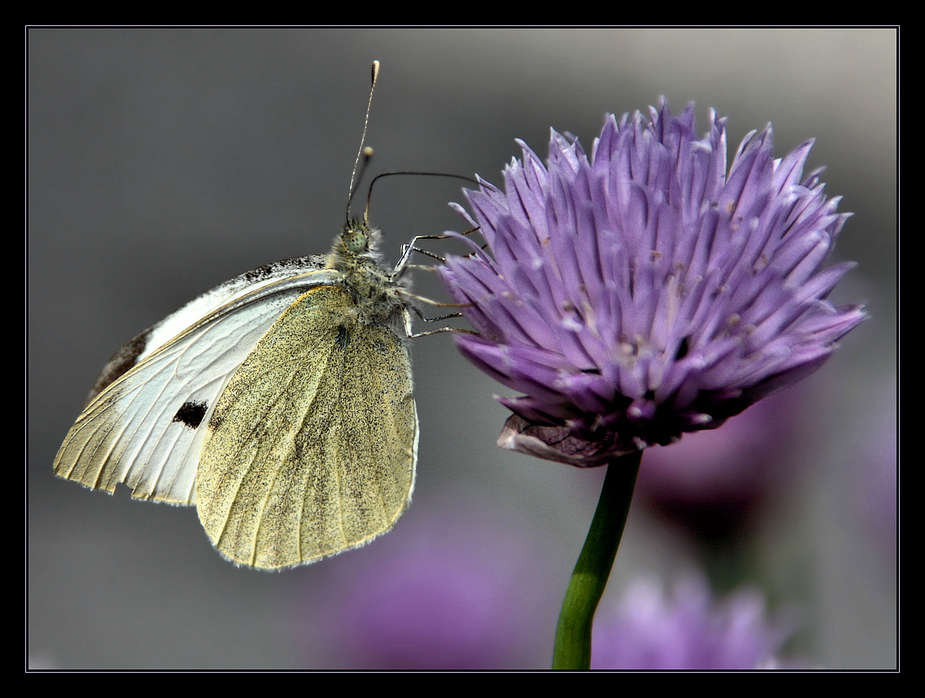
[591,576,794,669]
[853,380,897,563]
[636,387,808,538]
[304,505,551,669]
[440,100,865,467]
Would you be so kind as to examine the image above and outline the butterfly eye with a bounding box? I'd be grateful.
[342,224,368,254]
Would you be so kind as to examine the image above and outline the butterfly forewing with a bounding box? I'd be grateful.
[53,264,337,505]
[196,284,418,569]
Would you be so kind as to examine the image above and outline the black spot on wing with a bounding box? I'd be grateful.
[86,330,151,405]
[173,400,209,429]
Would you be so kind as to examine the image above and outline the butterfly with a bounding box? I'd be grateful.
[53,61,434,570]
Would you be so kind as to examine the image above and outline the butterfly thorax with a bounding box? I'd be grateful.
[325,219,411,328]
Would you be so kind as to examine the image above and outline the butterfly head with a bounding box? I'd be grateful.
[341,218,375,255]
[328,219,384,271]
[326,218,412,328]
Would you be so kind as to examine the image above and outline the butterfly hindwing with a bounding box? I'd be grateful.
[196,284,418,569]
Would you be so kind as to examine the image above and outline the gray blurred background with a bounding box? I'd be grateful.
[28,28,896,669]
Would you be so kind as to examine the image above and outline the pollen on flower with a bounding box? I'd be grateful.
[439,99,866,466]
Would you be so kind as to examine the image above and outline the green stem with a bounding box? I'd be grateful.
[552,450,643,670]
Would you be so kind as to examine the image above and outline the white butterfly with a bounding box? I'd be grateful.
[54,61,435,571]
[55,218,424,569]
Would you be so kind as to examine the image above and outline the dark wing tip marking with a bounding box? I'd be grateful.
[86,330,152,405]
[240,255,328,284]
[173,400,209,429]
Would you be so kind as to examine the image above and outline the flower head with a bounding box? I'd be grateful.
[440,100,865,466]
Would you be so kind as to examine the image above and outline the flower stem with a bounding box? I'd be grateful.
[552,450,643,670]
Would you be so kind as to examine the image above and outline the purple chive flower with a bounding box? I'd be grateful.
[440,101,866,466]
[591,576,795,669]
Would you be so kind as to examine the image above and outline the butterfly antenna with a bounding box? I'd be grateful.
[364,171,479,223]
[347,60,380,223]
